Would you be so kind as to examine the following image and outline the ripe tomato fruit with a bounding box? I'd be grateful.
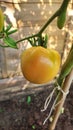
[21,46,61,84]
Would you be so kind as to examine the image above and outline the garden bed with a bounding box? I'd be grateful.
[0,78,73,130]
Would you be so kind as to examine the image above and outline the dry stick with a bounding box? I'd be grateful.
[49,69,73,130]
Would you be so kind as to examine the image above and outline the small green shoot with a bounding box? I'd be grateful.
[32,125,36,129]
[60,107,64,114]
[27,96,31,104]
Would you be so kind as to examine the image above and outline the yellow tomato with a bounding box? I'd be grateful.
[21,46,61,84]
[0,8,4,32]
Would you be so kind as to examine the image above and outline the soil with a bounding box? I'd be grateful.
[0,82,73,130]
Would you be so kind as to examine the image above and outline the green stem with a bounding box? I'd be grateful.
[38,0,70,34]
[0,44,9,48]
[16,10,59,44]
[59,0,70,11]
[16,33,38,44]
[38,10,59,34]
[57,43,73,87]
[16,0,70,44]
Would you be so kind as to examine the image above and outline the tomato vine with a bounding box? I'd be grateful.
[0,0,70,48]
[0,0,73,130]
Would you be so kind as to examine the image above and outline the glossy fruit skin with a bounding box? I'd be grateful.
[21,46,61,84]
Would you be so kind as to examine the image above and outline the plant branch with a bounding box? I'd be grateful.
[16,0,70,44]
[0,44,9,48]
[16,33,38,44]
[38,10,59,34]
[57,44,73,87]
[37,0,70,34]
[49,69,73,130]
[16,10,59,44]
[59,0,70,10]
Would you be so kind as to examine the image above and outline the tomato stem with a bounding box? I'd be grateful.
[57,44,73,87]
[16,0,70,47]
[0,44,9,48]
[59,0,70,11]
[16,33,38,44]
[0,0,70,48]
[16,10,59,45]
[38,0,70,34]
[38,10,59,34]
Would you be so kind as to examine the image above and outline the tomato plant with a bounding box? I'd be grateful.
[0,1,72,129]
[21,46,61,84]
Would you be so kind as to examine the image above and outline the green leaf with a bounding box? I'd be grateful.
[3,36,18,49]
[5,24,12,32]
[7,29,17,35]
